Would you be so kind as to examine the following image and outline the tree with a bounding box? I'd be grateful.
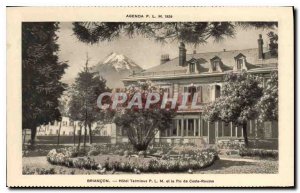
[257,71,278,122]
[57,121,62,146]
[68,56,111,150]
[22,22,68,145]
[113,81,176,151]
[267,31,278,57]
[56,95,69,146]
[72,22,277,46]
[203,71,263,147]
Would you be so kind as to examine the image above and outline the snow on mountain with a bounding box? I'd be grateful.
[103,52,139,72]
[92,52,143,88]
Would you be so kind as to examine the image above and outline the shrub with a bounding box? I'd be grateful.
[217,140,244,150]
[138,151,146,158]
[87,150,100,156]
[239,148,278,159]
[124,150,130,157]
[22,167,56,175]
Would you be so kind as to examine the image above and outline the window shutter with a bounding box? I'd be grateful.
[197,86,202,103]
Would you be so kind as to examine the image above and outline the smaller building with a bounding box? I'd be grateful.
[36,117,113,136]
[35,116,117,144]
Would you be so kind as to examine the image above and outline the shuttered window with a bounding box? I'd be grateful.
[197,86,203,103]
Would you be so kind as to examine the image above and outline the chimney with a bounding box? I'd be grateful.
[223,49,226,52]
[160,54,170,65]
[258,34,264,59]
[179,42,186,66]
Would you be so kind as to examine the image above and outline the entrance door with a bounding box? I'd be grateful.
[208,122,216,144]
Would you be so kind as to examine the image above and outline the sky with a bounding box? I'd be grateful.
[57,22,277,82]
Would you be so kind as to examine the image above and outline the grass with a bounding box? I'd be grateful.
[23,154,278,174]
[196,159,278,174]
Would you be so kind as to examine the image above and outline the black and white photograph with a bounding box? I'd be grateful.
[22,21,279,174]
[6,7,294,188]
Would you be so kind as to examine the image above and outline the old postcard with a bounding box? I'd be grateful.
[7,7,294,187]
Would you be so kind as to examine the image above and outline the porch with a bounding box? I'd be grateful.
[155,115,278,146]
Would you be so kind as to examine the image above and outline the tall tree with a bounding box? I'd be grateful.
[68,56,111,150]
[72,22,277,46]
[56,95,69,146]
[57,121,62,146]
[203,71,263,147]
[257,71,278,122]
[22,22,68,145]
[267,31,278,57]
[113,81,176,151]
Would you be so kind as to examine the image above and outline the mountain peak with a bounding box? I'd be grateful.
[102,52,139,71]
[92,52,143,88]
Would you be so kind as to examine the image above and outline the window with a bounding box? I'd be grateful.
[188,86,196,103]
[63,131,66,135]
[170,119,177,136]
[223,123,231,137]
[188,119,194,136]
[189,62,195,73]
[215,85,221,99]
[212,61,218,71]
[69,121,74,126]
[237,58,243,70]
[196,86,203,103]
[195,119,199,136]
[234,54,246,71]
[202,120,208,136]
[178,119,182,136]
[183,120,187,136]
[161,86,173,97]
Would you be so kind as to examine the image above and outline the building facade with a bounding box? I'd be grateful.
[122,34,278,146]
[36,116,114,137]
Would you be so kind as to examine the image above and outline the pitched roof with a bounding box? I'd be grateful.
[134,48,277,76]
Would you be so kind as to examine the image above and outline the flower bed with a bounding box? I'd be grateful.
[22,166,77,175]
[23,167,57,175]
[239,148,278,159]
[85,144,134,156]
[46,148,219,173]
[217,139,245,150]
[22,145,81,157]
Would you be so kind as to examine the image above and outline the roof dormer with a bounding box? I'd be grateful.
[209,56,223,73]
[234,53,248,71]
[186,58,199,74]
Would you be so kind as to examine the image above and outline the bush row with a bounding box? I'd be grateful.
[46,148,219,173]
[239,148,278,159]
[23,167,57,175]
[22,167,77,175]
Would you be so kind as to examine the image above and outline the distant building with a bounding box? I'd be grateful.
[122,34,278,146]
[37,116,113,136]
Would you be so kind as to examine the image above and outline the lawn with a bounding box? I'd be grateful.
[22,155,278,174]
